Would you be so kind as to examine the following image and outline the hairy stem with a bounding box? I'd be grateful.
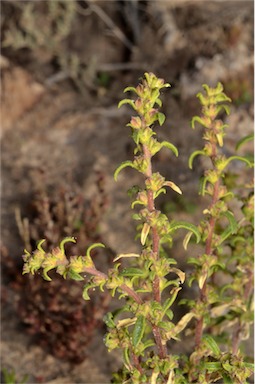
[195,149,220,348]
[142,141,167,358]
[84,267,143,304]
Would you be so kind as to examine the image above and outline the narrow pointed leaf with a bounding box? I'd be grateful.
[141,223,150,245]
[86,243,105,257]
[189,150,205,169]
[183,231,193,250]
[165,313,195,340]
[224,155,252,169]
[236,134,254,151]
[221,211,238,233]
[203,335,221,357]
[164,181,182,194]
[124,86,138,94]
[132,315,146,347]
[118,99,135,109]
[168,221,201,243]
[60,237,76,253]
[113,253,140,262]
[37,239,46,253]
[114,161,137,181]
[160,141,178,157]
[121,268,144,277]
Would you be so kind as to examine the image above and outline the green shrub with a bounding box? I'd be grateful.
[22,73,254,383]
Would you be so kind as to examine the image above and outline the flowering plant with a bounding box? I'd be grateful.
[23,73,254,383]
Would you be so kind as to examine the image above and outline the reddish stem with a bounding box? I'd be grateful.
[84,267,143,305]
[142,142,167,358]
[195,157,220,348]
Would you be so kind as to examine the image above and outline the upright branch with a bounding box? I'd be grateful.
[188,83,252,364]
[22,75,254,384]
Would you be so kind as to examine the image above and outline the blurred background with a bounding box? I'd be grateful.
[1,1,254,383]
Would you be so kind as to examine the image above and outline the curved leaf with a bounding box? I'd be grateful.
[224,155,252,170]
[86,243,105,258]
[160,141,178,157]
[114,161,137,181]
[118,99,135,109]
[189,150,205,169]
[183,231,194,250]
[169,221,201,243]
[163,288,182,314]
[37,239,46,253]
[221,211,238,233]
[113,253,140,262]
[60,237,76,254]
[236,134,254,151]
[199,176,208,196]
[191,116,208,129]
[164,181,182,195]
[123,86,138,95]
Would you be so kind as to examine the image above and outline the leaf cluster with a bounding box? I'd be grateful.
[22,74,254,383]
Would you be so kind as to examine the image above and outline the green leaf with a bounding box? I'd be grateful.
[191,116,208,129]
[155,98,162,107]
[163,288,181,314]
[157,112,166,126]
[37,239,46,253]
[223,155,252,170]
[82,282,96,300]
[123,86,138,94]
[118,99,135,109]
[203,334,221,358]
[114,161,137,181]
[236,134,254,151]
[160,141,179,157]
[68,269,84,281]
[123,347,132,370]
[86,243,105,257]
[42,268,53,281]
[199,176,208,196]
[221,211,238,233]
[168,221,201,243]
[120,268,144,277]
[222,374,233,384]
[188,150,205,169]
[132,315,146,347]
[59,237,76,253]
[204,362,222,373]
